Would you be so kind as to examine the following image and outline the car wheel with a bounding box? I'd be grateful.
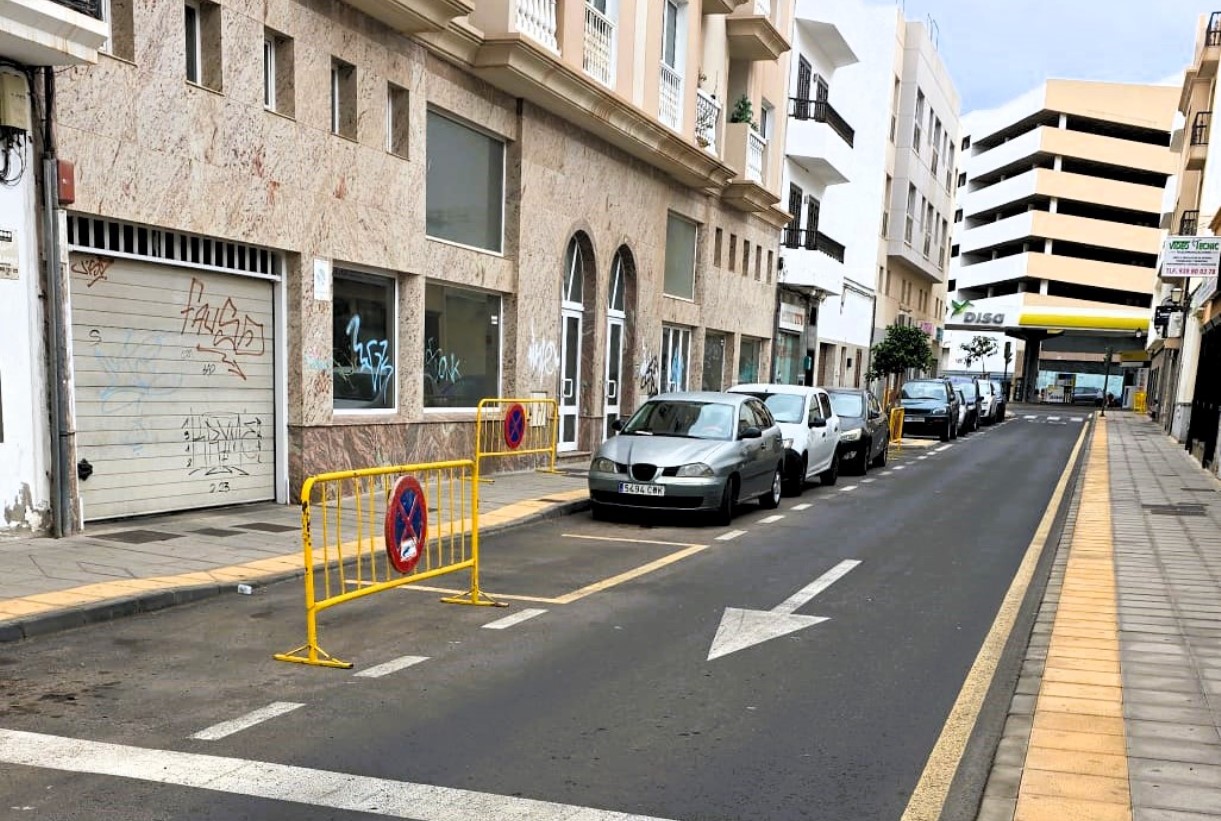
[940,420,951,442]
[820,453,840,486]
[854,442,870,475]
[784,455,806,496]
[760,465,783,509]
[871,438,888,468]
[712,476,737,526]
[591,502,611,522]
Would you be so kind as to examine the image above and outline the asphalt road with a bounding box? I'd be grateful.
[0,410,1090,821]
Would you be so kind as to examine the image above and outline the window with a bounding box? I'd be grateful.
[923,202,934,257]
[931,117,941,174]
[728,234,737,272]
[958,172,967,188]
[663,212,698,300]
[755,245,762,281]
[426,111,506,253]
[905,184,916,243]
[264,30,294,116]
[951,244,960,258]
[890,77,900,142]
[662,0,680,69]
[742,239,751,278]
[101,0,134,61]
[914,89,925,149]
[424,283,502,408]
[884,267,892,296]
[333,270,397,411]
[882,174,893,237]
[738,337,761,383]
[946,145,955,189]
[184,1,221,90]
[759,102,774,140]
[704,332,727,391]
[954,208,963,222]
[661,325,692,392]
[387,83,409,157]
[961,135,971,151]
[767,250,774,283]
[331,58,357,139]
[714,228,723,267]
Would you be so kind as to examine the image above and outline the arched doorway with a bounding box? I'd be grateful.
[559,236,588,452]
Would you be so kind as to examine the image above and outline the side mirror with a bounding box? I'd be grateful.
[611,419,624,433]
[868,409,881,420]
[739,426,763,440]
[809,416,827,428]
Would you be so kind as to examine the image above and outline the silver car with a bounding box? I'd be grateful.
[588,392,785,524]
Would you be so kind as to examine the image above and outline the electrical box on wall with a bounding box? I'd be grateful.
[0,72,31,133]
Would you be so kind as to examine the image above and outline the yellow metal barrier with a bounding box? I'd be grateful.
[474,397,560,475]
[1133,390,1148,414]
[275,459,500,670]
[889,407,906,452]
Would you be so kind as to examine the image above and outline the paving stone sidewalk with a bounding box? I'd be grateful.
[0,470,588,642]
[976,413,1221,821]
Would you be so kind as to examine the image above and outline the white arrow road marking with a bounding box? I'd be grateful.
[707,559,861,661]
[353,656,428,679]
[483,608,547,630]
[190,703,303,741]
[0,729,677,821]
[717,529,747,541]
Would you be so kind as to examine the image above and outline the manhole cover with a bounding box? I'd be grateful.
[96,530,183,544]
[1143,503,1208,517]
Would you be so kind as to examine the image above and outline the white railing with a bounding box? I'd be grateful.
[695,90,721,154]
[754,0,771,15]
[517,0,559,53]
[583,4,615,87]
[746,129,766,183]
[659,62,683,130]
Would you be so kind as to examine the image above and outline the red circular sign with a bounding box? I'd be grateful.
[503,402,527,450]
[384,476,427,575]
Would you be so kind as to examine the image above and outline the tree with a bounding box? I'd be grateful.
[867,324,935,385]
[960,335,999,374]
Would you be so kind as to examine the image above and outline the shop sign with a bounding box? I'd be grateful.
[1162,236,1221,279]
[779,302,805,333]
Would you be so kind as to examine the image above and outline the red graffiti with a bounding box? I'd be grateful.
[71,255,114,288]
[179,277,266,380]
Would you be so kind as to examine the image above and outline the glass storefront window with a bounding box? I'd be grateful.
[775,333,801,384]
[425,111,505,253]
[424,283,501,408]
[703,332,726,391]
[738,337,761,383]
[333,270,396,411]
[661,325,692,392]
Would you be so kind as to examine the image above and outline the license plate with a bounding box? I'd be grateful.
[619,482,665,496]
[906,416,925,423]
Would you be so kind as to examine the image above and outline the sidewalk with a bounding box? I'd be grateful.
[0,470,589,643]
[976,413,1221,821]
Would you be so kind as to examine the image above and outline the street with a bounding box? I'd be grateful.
[0,411,1090,821]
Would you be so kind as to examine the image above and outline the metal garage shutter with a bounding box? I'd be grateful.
[70,255,275,520]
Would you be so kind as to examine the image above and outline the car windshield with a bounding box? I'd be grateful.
[948,378,975,394]
[829,393,864,418]
[741,392,805,424]
[901,382,945,401]
[621,400,735,440]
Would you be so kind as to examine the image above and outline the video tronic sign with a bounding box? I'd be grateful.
[950,299,1005,326]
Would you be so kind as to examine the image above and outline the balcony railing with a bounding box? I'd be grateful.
[517,0,559,53]
[695,90,722,154]
[1208,12,1221,46]
[659,62,683,130]
[782,228,846,262]
[1193,111,1212,145]
[788,98,855,147]
[583,3,615,87]
[746,129,766,183]
[54,0,103,18]
[1181,210,1200,235]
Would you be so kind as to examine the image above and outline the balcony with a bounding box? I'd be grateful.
[658,62,683,130]
[582,2,615,87]
[0,0,108,64]
[695,89,722,155]
[785,98,853,186]
[343,0,474,35]
[779,229,845,294]
[1181,209,1200,236]
[722,122,779,213]
[515,0,558,51]
[1200,11,1221,77]
[1189,111,1211,170]
[726,0,789,62]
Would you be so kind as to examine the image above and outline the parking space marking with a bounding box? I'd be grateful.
[397,585,561,604]
[354,655,429,679]
[717,530,748,541]
[791,503,812,511]
[483,608,548,630]
[894,466,907,471]
[190,703,304,741]
[553,544,709,604]
[934,445,952,453]
[1024,415,1037,420]
[861,478,876,484]
[1047,416,1061,422]
[758,514,785,524]
[840,485,858,492]
[562,533,703,549]
[881,471,894,476]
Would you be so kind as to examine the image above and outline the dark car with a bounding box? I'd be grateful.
[827,388,890,474]
[898,379,960,441]
[945,375,982,433]
[1071,387,1103,407]
[991,380,1007,421]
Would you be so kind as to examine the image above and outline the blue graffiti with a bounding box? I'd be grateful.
[345,315,395,399]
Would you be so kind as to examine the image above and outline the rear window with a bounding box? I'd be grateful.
[901,382,946,400]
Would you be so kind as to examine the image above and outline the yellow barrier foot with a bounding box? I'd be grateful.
[273,644,354,669]
[441,590,508,607]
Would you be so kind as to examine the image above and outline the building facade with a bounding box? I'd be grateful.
[946,79,1176,401]
[2,0,797,534]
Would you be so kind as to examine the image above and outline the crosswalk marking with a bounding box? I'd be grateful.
[353,655,428,679]
[190,703,303,741]
[483,608,548,630]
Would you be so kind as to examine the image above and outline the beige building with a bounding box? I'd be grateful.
[946,79,1177,399]
[13,0,798,529]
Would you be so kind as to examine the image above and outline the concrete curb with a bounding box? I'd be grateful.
[0,497,590,645]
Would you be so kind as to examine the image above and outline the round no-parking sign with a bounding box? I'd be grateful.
[503,402,527,450]
[384,476,428,575]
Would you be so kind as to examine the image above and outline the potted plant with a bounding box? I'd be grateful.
[729,94,753,125]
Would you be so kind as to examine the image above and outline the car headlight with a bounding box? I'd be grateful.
[930,407,947,415]
[676,463,714,478]
[840,428,861,442]
[591,457,619,473]
[782,438,794,450]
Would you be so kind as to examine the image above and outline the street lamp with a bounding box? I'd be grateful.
[1100,346,1114,418]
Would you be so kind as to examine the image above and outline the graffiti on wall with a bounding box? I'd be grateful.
[72,255,114,288]
[181,410,264,478]
[638,350,659,398]
[344,315,394,400]
[179,277,267,380]
[526,321,560,381]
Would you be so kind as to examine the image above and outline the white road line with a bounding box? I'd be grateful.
[353,655,429,679]
[717,529,748,541]
[0,729,676,821]
[1069,417,1085,422]
[1023,415,1037,420]
[1047,416,1061,422]
[861,478,876,484]
[190,703,303,741]
[758,514,785,524]
[840,485,858,492]
[881,470,894,476]
[893,465,906,471]
[934,445,952,453]
[791,503,812,511]
[482,608,548,630]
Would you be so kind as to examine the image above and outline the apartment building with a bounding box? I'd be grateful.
[776,1,959,390]
[0,0,795,535]
[946,79,1176,401]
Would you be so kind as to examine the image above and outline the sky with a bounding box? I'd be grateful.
[891,0,1213,114]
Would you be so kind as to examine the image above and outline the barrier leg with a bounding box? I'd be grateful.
[441,463,506,608]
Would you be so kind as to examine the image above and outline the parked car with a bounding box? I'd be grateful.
[991,380,1007,421]
[946,375,981,433]
[898,379,960,441]
[954,388,970,434]
[826,388,889,474]
[728,384,841,493]
[1071,387,1104,406]
[977,378,999,425]
[588,392,785,524]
